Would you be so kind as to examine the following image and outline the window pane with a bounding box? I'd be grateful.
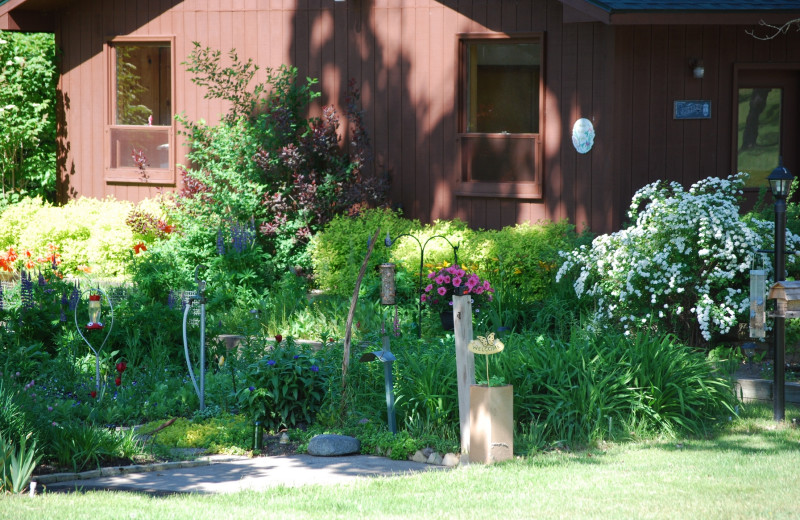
[737,87,781,188]
[467,42,540,133]
[115,44,171,126]
[109,127,170,169]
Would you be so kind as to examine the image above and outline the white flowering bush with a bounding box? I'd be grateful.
[556,173,800,344]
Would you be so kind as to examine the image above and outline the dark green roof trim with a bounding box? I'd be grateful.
[586,1,800,12]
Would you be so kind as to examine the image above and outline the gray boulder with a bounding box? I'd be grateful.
[307,434,361,456]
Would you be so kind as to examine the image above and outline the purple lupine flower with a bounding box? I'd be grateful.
[393,305,401,338]
[167,290,176,310]
[20,271,34,310]
[68,286,80,311]
[38,271,46,287]
[0,283,4,311]
[232,222,244,253]
[216,228,226,256]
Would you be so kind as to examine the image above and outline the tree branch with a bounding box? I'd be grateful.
[746,18,800,40]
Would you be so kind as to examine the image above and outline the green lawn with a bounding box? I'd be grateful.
[2,405,799,520]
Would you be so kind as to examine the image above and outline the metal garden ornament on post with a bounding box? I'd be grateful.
[74,287,114,391]
[384,232,460,338]
[359,262,398,434]
[183,265,208,412]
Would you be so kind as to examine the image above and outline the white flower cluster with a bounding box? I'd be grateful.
[556,173,800,341]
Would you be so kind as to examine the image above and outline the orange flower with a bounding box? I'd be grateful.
[25,250,31,258]
[77,264,92,274]
[133,242,147,254]
[25,260,34,269]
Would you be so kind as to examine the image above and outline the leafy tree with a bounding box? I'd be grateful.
[0,31,58,204]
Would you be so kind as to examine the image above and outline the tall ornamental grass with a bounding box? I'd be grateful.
[338,329,735,450]
[487,330,736,448]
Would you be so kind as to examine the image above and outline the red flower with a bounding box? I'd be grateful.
[115,377,122,386]
[133,242,147,254]
[116,361,127,373]
[90,390,97,398]
[275,334,282,344]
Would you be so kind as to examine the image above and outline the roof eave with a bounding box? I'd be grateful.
[559,0,800,25]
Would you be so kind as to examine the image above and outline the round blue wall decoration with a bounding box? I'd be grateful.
[572,118,595,154]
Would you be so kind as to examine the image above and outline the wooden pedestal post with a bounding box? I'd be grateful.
[469,384,514,464]
[453,294,475,457]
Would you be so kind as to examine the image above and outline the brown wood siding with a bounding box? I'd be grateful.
[52,0,800,235]
[612,23,800,229]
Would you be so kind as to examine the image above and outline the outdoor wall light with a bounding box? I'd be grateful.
[691,59,704,79]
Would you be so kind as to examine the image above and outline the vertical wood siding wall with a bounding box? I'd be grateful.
[54,0,800,234]
[612,24,800,229]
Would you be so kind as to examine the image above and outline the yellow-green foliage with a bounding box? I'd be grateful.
[141,415,251,452]
[309,208,416,297]
[464,220,581,303]
[0,197,138,277]
[312,212,584,303]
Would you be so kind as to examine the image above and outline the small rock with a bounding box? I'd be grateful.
[307,434,360,456]
[411,450,428,463]
[442,453,460,467]
[427,452,443,465]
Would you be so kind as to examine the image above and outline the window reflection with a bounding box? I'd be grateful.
[738,87,781,187]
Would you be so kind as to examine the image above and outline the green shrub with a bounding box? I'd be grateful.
[309,208,415,297]
[557,174,800,345]
[463,220,584,301]
[0,30,58,205]
[174,43,387,283]
[237,338,332,431]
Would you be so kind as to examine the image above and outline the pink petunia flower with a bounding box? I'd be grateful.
[437,286,447,296]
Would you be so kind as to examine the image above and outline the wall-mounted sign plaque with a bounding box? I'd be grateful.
[674,100,711,120]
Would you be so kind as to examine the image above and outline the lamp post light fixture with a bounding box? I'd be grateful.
[768,158,793,422]
[384,232,460,338]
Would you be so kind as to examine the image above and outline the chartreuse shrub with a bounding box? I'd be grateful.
[140,415,251,453]
[311,210,587,332]
[0,196,144,278]
[557,173,800,345]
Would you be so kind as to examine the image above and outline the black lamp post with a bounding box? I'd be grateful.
[768,159,793,422]
[384,232,460,338]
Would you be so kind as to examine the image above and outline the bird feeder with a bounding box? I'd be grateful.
[87,293,103,329]
[749,268,766,339]
[768,281,800,319]
[379,263,396,305]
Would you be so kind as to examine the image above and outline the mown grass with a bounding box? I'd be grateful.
[1,404,798,520]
